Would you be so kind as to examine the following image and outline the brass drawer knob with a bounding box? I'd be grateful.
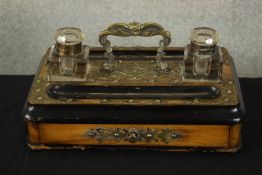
[127,132,139,143]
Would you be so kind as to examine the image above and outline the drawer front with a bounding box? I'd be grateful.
[36,124,229,147]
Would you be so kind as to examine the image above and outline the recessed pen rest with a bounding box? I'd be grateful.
[47,85,220,100]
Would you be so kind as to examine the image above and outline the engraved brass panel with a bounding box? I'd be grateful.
[28,47,239,106]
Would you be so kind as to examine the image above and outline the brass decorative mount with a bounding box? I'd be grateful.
[86,127,182,144]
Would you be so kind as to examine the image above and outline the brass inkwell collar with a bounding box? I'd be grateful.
[54,27,85,56]
[190,27,219,50]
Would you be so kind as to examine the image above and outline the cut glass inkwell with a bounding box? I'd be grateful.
[48,27,89,81]
[184,27,223,81]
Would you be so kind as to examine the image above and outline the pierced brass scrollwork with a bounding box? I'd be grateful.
[86,127,182,144]
[99,22,171,72]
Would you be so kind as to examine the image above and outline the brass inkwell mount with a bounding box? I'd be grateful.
[30,22,238,106]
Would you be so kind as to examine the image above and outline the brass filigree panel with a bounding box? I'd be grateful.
[86,127,182,144]
[28,47,239,106]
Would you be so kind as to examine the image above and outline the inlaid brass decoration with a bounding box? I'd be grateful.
[86,127,182,144]
[28,47,239,106]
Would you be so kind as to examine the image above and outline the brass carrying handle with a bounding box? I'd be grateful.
[99,22,172,72]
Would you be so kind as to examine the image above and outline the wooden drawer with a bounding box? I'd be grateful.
[28,123,241,149]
